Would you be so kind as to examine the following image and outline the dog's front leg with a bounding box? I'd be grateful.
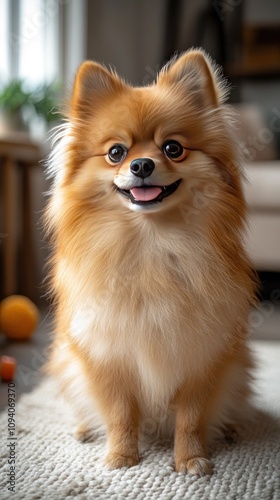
[91,361,140,469]
[105,416,139,469]
[173,372,220,476]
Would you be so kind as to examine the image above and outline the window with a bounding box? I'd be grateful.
[0,0,61,86]
[0,0,87,89]
[18,0,60,85]
[0,0,9,81]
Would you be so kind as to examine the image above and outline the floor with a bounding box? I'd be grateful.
[0,309,53,411]
[0,305,279,411]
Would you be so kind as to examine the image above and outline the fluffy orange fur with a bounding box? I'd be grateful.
[45,49,256,476]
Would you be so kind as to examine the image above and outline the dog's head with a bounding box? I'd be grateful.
[51,49,244,228]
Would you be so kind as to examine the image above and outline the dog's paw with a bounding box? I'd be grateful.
[175,457,213,476]
[105,452,139,469]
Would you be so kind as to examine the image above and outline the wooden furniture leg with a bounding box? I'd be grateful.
[3,157,18,297]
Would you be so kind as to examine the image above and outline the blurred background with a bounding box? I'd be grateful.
[0,0,279,401]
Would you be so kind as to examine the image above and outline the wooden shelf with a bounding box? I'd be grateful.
[0,135,43,300]
[227,23,280,80]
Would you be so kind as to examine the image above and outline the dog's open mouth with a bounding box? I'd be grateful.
[115,179,182,205]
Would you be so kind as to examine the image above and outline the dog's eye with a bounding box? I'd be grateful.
[108,144,127,163]
[162,140,184,160]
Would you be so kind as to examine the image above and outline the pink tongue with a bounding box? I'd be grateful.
[130,187,162,202]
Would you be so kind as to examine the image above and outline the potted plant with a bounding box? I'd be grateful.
[32,82,62,125]
[0,80,32,132]
[0,80,62,134]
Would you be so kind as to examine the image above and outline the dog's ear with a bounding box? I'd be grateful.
[157,49,226,107]
[71,61,125,115]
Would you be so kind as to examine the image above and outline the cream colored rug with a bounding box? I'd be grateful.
[0,341,280,500]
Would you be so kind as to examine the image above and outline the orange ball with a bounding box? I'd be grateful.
[0,295,39,340]
[0,355,16,381]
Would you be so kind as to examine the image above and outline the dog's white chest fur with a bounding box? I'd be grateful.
[70,301,189,410]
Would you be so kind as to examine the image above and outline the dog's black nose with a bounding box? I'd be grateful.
[130,158,155,178]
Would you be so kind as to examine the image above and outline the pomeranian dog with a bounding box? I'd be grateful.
[46,48,256,476]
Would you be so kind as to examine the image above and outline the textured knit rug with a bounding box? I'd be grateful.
[0,341,280,500]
